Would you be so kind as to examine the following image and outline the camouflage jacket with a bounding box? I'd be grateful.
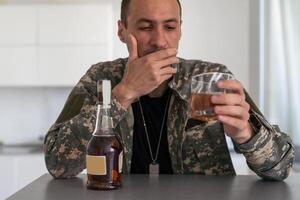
[44,58,295,180]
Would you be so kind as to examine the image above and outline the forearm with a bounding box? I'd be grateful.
[44,83,128,178]
[44,93,96,178]
[235,112,295,181]
[44,116,91,179]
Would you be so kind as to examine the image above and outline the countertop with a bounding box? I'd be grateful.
[7,174,300,200]
[0,143,43,155]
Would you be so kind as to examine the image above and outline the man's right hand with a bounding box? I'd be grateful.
[112,34,179,109]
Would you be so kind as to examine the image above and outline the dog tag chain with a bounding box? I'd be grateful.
[138,91,171,175]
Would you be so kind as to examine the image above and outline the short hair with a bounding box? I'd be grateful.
[121,0,182,27]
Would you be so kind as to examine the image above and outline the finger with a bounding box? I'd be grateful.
[154,56,179,69]
[217,115,249,132]
[159,74,173,84]
[147,48,177,61]
[211,93,247,106]
[214,105,250,120]
[127,34,138,61]
[217,80,245,97]
[159,66,177,76]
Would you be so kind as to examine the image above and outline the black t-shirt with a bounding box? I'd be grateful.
[130,89,173,174]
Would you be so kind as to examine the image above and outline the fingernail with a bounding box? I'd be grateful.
[217,115,223,121]
[211,95,218,102]
[214,106,220,113]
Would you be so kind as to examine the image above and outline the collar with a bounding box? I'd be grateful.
[168,58,191,102]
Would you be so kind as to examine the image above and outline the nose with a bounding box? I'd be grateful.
[150,27,168,49]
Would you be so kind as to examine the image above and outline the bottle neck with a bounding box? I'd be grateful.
[93,104,114,136]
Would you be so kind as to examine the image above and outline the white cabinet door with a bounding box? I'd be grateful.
[0,154,47,199]
[36,4,113,86]
[38,45,109,86]
[38,4,111,45]
[0,6,37,45]
[0,4,113,87]
[0,6,38,86]
[0,47,38,86]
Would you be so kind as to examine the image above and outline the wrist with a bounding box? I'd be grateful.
[112,83,137,109]
[233,123,255,144]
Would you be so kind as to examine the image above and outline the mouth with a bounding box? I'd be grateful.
[143,48,166,56]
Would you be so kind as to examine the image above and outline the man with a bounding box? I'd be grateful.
[44,0,295,180]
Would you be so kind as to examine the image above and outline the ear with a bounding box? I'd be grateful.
[118,20,126,43]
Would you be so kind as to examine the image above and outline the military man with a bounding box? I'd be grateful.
[44,0,295,180]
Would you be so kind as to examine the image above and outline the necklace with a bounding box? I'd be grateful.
[138,90,171,175]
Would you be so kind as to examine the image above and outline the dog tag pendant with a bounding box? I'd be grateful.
[149,163,159,174]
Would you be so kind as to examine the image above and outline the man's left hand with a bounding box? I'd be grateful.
[211,80,254,144]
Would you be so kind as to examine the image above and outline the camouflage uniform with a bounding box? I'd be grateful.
[44,58,295,180]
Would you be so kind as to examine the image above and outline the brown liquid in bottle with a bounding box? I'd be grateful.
[86,133,123,190]
[86,80,123,190]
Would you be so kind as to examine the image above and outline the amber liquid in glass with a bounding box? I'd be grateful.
[190,93,217,122]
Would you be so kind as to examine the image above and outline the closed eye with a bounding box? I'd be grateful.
[138,26,152,31]
[165,26,176,31]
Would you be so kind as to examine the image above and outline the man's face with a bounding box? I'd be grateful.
[118,0,182,57]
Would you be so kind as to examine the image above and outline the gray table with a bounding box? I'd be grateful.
[7,174,300,200]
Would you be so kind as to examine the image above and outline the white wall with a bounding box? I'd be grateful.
[113,0,252,85]
[0,0,258,143]
[0,3,113,143]
[0,88,71,144]
[181,0,250,90]
[0,1,259,197]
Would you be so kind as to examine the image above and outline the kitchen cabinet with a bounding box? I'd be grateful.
[0,151,252,199]
[37,45,109,86]
[0,4,113,87]
[0,153,47,199]
[0,47,38,86]
[0,6,36,45]
[0,6,38,86]
[38,5,111,45]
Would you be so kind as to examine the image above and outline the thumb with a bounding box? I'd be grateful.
[127,34,138,61]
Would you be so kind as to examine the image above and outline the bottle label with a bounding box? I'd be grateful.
[119,151,123,173]
[86,155,106,175]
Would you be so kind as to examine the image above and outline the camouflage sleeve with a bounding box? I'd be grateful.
[234,91,295,181]
[43,66,127,179]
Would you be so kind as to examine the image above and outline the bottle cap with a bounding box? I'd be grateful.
[102,80,111,108]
